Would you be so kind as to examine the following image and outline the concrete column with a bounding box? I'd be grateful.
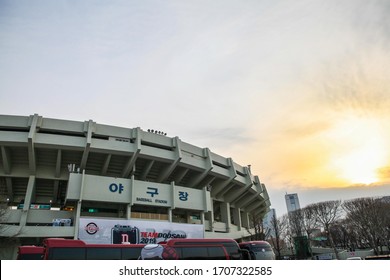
[126,204,131,219]
[200,211,205,224]
[233,207,242,231]
[220,202,231,232]
[168,208,173,222]
[204,211,214,232]
[20,175,36,227]
[205,199,214,232]
[241,211,250,229]
[74,200,82,240]
[73,170,85,239]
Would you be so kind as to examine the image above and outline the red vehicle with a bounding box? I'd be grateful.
[40,237,248,260]
[165,240,229,260]
[139,242,229,260]
[166,238,246,260]
[42,238,145,260]
[17,245,45,260]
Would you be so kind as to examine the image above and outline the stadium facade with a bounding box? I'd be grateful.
[0,114,270,258]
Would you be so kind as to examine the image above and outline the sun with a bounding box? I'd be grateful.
[329,117,386,185]
[333,141,383,184]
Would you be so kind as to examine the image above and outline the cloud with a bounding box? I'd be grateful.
[348,0,390,44]
[378,166,390,181]
[315,49,390,118]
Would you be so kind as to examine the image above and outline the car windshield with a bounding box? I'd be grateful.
[250,244,273,252]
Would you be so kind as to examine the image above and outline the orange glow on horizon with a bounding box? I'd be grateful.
[250,115,390,189]
[327,117,387,185]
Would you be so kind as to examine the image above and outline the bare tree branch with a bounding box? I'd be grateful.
[309,200,342,259]
[343,197,390,255]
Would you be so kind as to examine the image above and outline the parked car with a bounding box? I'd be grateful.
[239,241,276,260]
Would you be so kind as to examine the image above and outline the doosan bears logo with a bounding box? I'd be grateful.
[140,230,187,244]
[85,222,99,235]
[141,231,187,239]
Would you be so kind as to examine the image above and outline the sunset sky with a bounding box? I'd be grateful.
[1,0,389,215]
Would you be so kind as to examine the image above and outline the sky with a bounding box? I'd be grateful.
[1,0,390,216]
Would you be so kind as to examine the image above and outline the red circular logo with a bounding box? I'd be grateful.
[85,222,99,235]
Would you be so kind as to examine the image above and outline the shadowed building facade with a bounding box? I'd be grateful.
[0,114,271,258]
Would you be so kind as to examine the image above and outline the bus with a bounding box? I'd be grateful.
[239,241,276,260]
[17,245,45,260]
[41,237,249,260]
[43,238,145,260]
[166,238,248,260]
[139,242,230,260]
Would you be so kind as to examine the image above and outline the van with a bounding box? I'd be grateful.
[166,238,245,260]
[17,245,44,260]
[239,241,276,260]
[42,238,145,260]
[163,241,228,260]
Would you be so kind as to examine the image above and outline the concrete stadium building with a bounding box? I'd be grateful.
[0,114,271,258]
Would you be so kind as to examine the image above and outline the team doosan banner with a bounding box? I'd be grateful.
[78,217,204,244]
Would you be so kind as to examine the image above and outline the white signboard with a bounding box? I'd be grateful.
[175,186,205,210]
[67,174,211,211]
[78,217,204,244]
[133,181,172,207]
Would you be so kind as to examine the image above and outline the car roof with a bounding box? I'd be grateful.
[239,241,270,245]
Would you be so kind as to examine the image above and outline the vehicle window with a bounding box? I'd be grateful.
[86,248,121,260]
[223,243,241,260]
[173,247,183,259]
[207,247,227,260]
[180,247,208,260]
[251,244,273,252]
[122,247,143,260]
[18,253,42,260]
[49,248,86,260]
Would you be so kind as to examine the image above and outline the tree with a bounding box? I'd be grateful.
[268,213,288,259]
[343,197,390,255]
[301,205,318,258]
[310,200,342,259]
[287,209,304,237]
[249,214,266,241]
[329,220,350,249]
[286,209,310,259]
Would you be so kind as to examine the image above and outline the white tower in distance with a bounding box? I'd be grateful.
[285,193,301,213]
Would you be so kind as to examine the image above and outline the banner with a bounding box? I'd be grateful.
[78,217,204,244]
[5,260,388,280]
